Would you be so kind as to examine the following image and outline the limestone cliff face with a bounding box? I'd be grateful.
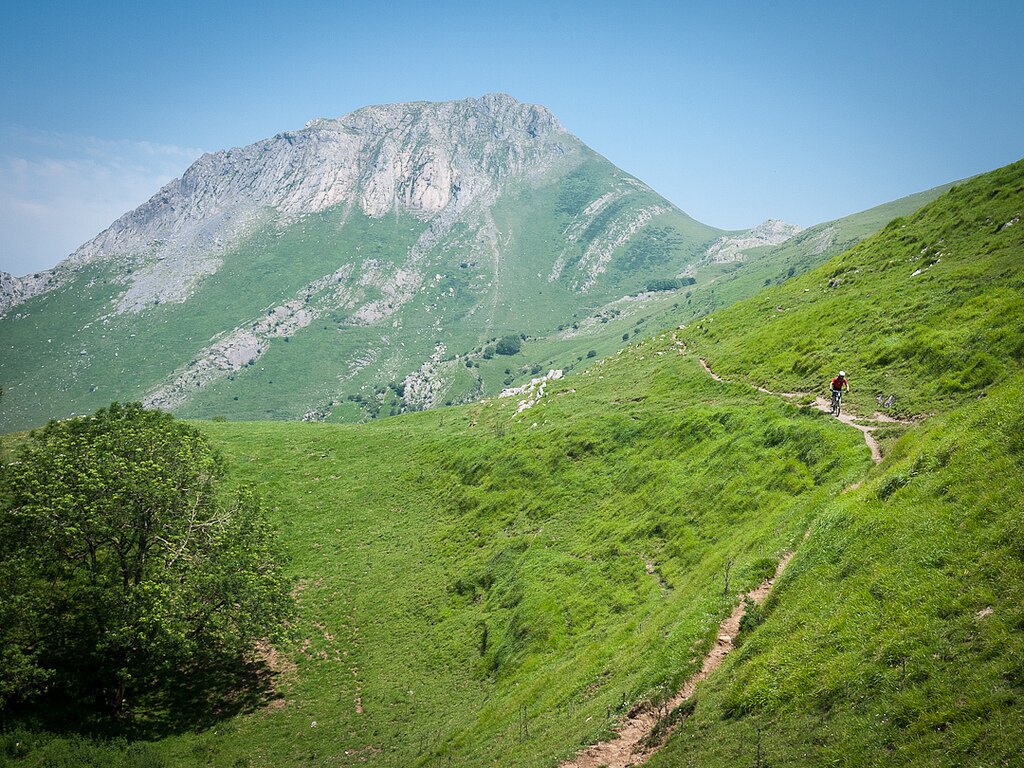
[0,270,55,315]
[73,93,564,260]
[703,219,803,264]
[11,94,569,315]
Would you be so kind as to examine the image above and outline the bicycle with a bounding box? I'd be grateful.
[830,388,843,417]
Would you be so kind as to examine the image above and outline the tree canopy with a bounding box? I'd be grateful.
[0,403,293,722]
[495,335,522,356]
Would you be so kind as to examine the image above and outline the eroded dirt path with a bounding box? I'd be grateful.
[810,396,882,463]
[698,357,723,382]
[559,553,794,768]
[570,335,894,768]
[673,335,896,465]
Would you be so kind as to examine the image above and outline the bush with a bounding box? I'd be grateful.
[587,350,598,358]
[645,277,696,292]
[495,336,522,356]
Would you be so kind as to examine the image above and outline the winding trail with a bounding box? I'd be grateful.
[559,554,794,768]
[809,396,882,462]
[697,357,722,382]
[678,336,902,465]
[557,334,906,768]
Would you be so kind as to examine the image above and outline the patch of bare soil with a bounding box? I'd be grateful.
[698,358,723,382]
[559,554,794,768]
[252,640,298,714]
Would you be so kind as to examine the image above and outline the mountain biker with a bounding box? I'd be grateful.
[831,371,849,395]
[830,371,849,414]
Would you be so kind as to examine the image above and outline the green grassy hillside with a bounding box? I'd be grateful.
[649,378,1024,767]
[0,334,871,767]
[679,161,1024,417]
[3,159,1020,767]
[681,180,959,317]
[0,209,431,428]
[642,159,1024,765]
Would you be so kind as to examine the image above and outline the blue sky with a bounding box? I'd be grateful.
[2,0,1022,274]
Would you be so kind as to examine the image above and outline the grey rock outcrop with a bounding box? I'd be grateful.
[1,269,56,316]
[703,219,803,264]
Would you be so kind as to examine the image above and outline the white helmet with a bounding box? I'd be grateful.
[838,371,846,377]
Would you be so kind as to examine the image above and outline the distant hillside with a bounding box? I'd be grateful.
[498,178,956,384]
[1,94,733,432]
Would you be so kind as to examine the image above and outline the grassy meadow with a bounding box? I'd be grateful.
[649,378,1024,767]
[2,159,1022,767]
[1,334,870,767]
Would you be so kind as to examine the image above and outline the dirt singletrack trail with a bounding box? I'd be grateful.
[673,335,897,465]
[559,554,795,768]
[810,396,882,463]
[555,333,881,767]
[697,357,722,382]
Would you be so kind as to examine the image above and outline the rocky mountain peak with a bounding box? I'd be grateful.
[47,94,574,313]
[69,95,569,264]
[748,218,803,241]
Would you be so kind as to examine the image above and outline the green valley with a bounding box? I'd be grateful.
[3,156,1022,767]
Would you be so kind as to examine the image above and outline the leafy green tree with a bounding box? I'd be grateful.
[0,403,293,719]
[495,335,522,356]
[644,277,696,292]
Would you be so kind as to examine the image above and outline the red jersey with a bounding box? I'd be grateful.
[831,376,848,391]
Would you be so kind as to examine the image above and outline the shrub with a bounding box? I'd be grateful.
[645,277,696,292]
[495,336,522,356]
